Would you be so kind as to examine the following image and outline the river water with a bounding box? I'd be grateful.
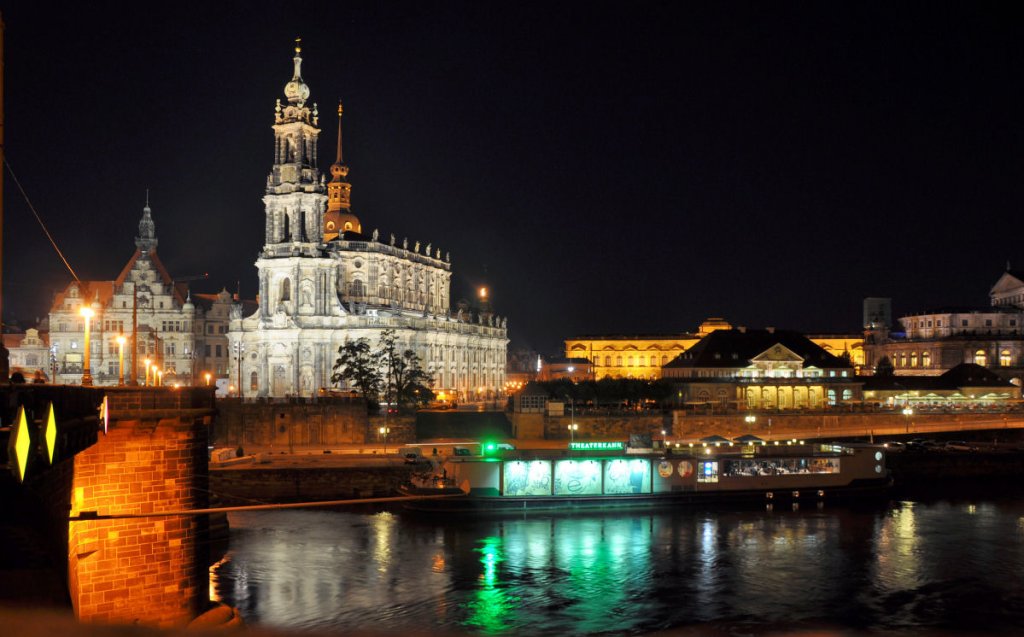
[211,497,1024,635]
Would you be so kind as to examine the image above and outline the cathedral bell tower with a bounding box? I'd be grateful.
[263,39,327,253]
[323,102,360,241]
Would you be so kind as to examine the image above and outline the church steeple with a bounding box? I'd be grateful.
[323,101,360,241]
[135,192,158,252]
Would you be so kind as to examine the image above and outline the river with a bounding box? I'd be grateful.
[211,497,1024,635]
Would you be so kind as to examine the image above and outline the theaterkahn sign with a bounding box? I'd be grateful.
[568,441,625,451]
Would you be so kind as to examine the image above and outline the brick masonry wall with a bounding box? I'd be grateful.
[210,465,418,505]
[213,399,370,448]
[67,388,210,628]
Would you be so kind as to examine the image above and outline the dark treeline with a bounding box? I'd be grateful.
[533,378,674,407]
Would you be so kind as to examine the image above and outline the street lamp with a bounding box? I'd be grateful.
[902,407,913,434]
[144,358,151,386]
[204,372,212,387]
[379,426,390,453]
[116,335,126,385]
[745,414,756,427]
[157,369,163,387]
[50,344,58,384]
[568,422,578,445]
[79,307,94,386]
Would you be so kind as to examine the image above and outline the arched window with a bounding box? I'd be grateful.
[899,354,907,367]
[827,389,836,406]
[280,278,291,302]
[627,356,634,367]
[1000,350,1012,367]
[910,353,918,367]
[616,356,622,367]
[842,389,853,401]
[975,350,987,367]
[250,371,258,392]
[661,355,668,365]
[352,279,365,298]
[922,351,931,367]
[604,356,611,367]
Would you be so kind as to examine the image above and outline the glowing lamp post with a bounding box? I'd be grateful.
[79,307,94,386]
[568,422,578,445]
[902,407,913,434]
[157,369,163,387]
[116,335,126,385]
[379,426,390,453]
[204,372,212,387]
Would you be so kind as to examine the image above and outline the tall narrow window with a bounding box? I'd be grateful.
[975,350,987,367]
[281,278,291,302]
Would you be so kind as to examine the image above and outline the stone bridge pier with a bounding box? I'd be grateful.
[67,387,214,627]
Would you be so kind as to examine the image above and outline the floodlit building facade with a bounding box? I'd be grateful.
[864,269,1024,386]
[43,202,234,386]
[228,44,507,398]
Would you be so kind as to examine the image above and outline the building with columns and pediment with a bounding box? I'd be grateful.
[228,44,508,399]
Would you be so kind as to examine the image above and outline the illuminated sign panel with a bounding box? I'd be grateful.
[568,441,624,451]
[503,460,552,496]
[604,458,651,494]
[554,459,602,495]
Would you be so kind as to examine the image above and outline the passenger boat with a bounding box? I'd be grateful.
[400,440,891,512]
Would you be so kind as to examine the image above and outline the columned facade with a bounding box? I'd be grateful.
[229,45,507,398]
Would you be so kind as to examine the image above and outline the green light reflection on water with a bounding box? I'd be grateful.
[463,536,517,634]
[462,519,652,634]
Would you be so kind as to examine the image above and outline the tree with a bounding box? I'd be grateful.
[378,329,434,409]
[875,355,895,377]
[331,338,382,406]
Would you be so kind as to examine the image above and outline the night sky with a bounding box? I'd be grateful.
[2,2,1023,355]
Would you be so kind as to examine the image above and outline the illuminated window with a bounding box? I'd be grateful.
[827,389,836,406]
[975,350,987,366]
[697,461,718,483]
[922,351,931,367]
[1001,350,1012,367]
[910,353,917,367]
[250,371,258,391]
[843,389,853,400]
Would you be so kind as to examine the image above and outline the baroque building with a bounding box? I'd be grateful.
[227,44,507,398]
[564,318,864,380]
[863,269,1024,387]
[45,201,235,386]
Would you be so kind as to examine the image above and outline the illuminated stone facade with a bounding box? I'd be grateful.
[564,318,730,380]
[229,46,507,398]
[863,269,1024,386]
[44,202,234,386]
[566,318,864,380]
[663,328,860,410]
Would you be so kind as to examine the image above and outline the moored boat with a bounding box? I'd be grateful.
[400,439,891,512]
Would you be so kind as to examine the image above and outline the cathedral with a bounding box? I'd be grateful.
[228,44,508,399]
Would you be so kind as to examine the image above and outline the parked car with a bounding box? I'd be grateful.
[945,441,978,452]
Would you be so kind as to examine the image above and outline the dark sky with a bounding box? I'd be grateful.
[2,1,1023,355]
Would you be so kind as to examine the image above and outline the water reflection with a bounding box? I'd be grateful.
[212,500,1024,635]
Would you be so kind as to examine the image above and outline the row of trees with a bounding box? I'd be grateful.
[331,329,434,410]
[538,378,675,407]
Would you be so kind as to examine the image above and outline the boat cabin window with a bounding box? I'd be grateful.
[698,461,719,483]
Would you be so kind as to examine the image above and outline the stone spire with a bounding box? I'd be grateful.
[323,101,360,240]
[135,191,158,252]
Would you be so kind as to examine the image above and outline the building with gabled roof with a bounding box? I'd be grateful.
[43,200,235,386]
[862,363,1020,408]
[662,327,860,410]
